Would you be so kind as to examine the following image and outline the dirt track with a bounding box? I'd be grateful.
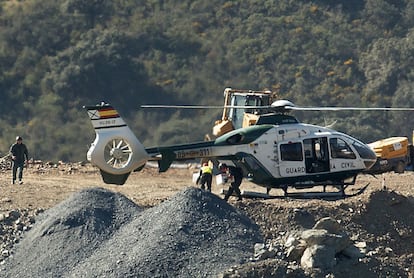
[1,163,413,277]
[2,163,411,209]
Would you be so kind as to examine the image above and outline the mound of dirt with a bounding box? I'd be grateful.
[1,187,141,277]
[1,187,262,277]
[226,189,414,277]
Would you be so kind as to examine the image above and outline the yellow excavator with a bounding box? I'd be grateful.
[211,87,278,138]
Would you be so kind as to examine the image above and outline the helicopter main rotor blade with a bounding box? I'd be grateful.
[287,106,414,111]
[142,100,414,111]
[141,104,271,109]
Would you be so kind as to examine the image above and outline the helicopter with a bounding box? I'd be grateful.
[83,100,414,197]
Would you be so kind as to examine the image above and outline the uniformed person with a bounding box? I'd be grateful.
[219,163,243,201]
[10,136,29,184]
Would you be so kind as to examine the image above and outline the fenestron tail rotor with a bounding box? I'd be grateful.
[104,138,133,169]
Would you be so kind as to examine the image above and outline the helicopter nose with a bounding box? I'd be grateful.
[364,156,377,169]
[353,141,377,169]
[362,146,377,169]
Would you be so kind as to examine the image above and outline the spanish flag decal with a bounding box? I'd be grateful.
[98,107,119,119]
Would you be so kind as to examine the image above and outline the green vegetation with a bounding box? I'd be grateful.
[1,0,414,161]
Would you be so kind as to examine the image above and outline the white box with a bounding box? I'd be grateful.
[215,174,234,185]
[192,172,200,184]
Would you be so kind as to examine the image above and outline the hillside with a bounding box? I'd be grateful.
[0,0,414,161]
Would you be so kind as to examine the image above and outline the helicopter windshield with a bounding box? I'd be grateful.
[340,134,377,160]
[329,138,356,159]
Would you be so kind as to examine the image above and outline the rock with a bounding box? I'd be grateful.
[1,250,9,258]
[8,211,21,221]
[301,244,336,270]
[284,234,299,248]
[341,244,365,259]
[0,208,40,265]
[301,229,329,246]
[284,233,307,261]
[354,241,367,249]
[286,244,307,261]
[324,233,351,253]
[0,198,12,204]
[312,217,341,234]
[301,229,351,253]
[14,222,24,232]
[254,243,276,260]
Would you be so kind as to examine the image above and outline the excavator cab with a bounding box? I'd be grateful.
[212,88,276,137]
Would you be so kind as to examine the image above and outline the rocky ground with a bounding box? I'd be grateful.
[0,162,413,277]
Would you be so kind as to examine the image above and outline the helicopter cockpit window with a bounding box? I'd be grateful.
[227,133,243,144]
[329,138,356,159]
[280,142,303,161]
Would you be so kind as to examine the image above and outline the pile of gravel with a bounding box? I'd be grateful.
[1,187,262,277]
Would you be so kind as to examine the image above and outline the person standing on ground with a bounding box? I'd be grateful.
[219,163,243,201]
[197,162,213,192]
[10,136,29,184]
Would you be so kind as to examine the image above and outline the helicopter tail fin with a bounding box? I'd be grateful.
[84,102,149,185]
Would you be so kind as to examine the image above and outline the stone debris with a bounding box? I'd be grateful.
[243,217,367,272]
[0,187,262,277]
[0,158,96,175]
[0,209,40,264]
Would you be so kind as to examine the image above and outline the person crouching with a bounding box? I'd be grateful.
[197,162,213,192]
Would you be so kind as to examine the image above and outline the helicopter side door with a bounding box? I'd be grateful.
[278,141,306,177]
[303,137,330,173]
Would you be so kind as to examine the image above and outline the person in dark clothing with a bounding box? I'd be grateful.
[10,136,29,184]
[219,163,243,201]
[197,162,213,192]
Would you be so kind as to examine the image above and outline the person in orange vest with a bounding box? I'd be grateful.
[197,162,213,192]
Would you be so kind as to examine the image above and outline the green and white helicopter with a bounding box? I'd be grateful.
[84,100,413,197]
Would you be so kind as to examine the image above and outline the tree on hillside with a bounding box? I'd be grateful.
[61,0,114,28]
[42,29,163,111]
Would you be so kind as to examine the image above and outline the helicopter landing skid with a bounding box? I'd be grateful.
[279,176,360,198]
[280,183,370,200]
[239,182,370,200]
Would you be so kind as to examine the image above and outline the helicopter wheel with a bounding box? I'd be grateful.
[103,138,133,170]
